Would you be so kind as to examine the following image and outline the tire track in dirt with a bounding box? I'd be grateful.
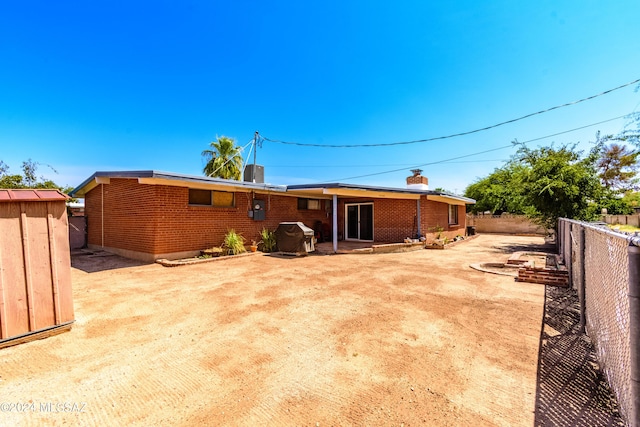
[2,235,547,426]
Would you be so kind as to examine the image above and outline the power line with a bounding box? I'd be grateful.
[326,114,629,182]
[326,145,513,182]
[262,78,640,148]
[264,159,508,168]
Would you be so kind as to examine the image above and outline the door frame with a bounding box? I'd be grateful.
[344,202,374,241]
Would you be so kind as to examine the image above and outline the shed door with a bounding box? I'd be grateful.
[345,203,373,241]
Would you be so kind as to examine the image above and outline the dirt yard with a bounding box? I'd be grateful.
[1,235,547,426]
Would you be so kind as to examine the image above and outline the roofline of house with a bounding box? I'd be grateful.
[287,183,476,204]
[69,170,288,197]
[69,170,476,204]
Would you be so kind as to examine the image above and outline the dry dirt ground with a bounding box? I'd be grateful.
[1,235,548,426]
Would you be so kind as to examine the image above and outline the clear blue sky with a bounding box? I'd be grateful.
[2,1,639,194]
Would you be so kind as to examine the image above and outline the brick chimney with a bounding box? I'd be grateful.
[406,169,429,190]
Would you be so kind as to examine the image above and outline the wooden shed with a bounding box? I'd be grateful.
[0,189,74,348]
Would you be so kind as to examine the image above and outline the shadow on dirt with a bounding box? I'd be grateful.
[491,240,556,254]
[71,250,150,273]
[534,286,625,426]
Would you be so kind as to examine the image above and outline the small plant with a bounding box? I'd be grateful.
[223,229,246,255]
[259,228,277,253]
[429,225,445,239]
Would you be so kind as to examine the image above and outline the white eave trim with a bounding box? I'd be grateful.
[136,177,287,193]
[427,194,468,206]
[321,188,421,200]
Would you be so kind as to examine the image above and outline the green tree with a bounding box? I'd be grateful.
[598,189,634,215]
[0,159,72,193]
[597,142,639,192]
[514,142,603,229]
[601,112,640,148]
[464,162,529,214]
[201,136,244,180]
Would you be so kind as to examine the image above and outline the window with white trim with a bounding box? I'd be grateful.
[448,204,458,225]
[189,189,235,207]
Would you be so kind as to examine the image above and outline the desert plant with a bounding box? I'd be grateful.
[430,225,444,239]
[259,228,276,253]
[223,229,246,255]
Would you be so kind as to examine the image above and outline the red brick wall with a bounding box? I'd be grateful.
[338,198,418,242]
[337,196,467,243]
[85,179,330,256]
[151,185,330,254]
[420,198,466,240]
[85,179,469,256]
[85,179,160,253]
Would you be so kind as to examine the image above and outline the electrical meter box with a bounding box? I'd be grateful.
[253,199,265,221]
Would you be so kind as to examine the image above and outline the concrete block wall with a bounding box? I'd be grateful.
[602,214,640,227]
[467,214,547,235]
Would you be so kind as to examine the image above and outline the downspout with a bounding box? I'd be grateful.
[332,195,338,253]
[416,198,421,238]
[101,184,104,248]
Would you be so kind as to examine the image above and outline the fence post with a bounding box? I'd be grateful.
[567,222,573,289]
[628,243,640,427]
[578,226,586,333]
[557,219,563,257]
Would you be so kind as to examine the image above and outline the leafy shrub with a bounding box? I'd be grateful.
[223,229,246,255]
[259,228,277,253]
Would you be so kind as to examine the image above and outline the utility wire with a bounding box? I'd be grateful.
[326,114,629,182]
[267,115,626,170]
[264,160,506,168]
[326,145,512,182]
[262,78,640,148]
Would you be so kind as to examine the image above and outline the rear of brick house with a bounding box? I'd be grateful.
[71,170,474,261]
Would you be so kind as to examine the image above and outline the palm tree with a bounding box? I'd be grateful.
[201,136,244,180]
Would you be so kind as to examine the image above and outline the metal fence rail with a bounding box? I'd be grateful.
[558,218,639,426]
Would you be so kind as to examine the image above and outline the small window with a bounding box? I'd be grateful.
[448,204,459,225]
[189,189,212,205]
[212,191,234,207]
[298,198,321,210]
[188,189,235,207]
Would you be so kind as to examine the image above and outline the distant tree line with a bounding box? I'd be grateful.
[465,112,640,230]
[0,159,73,194]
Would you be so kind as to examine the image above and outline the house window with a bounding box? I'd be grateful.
[189,189,235,207]
[298,198,321,210]
[212,191,235,207]
[189,189,211,205]
[448,204,459,225]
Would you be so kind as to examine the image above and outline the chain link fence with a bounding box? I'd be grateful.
[558,218,637,425]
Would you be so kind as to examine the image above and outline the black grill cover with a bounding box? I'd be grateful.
[275,222,314,253]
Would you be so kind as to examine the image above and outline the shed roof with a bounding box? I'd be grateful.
[0,189,69,202]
